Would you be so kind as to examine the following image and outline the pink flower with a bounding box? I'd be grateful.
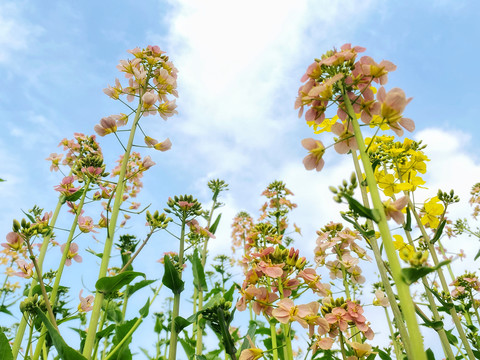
[239,348,263,360]
[140,155,156,170]
[2,232,24,251]
[78,216,98,233]
[331,122,358,154]
[301,138,325,171]
[251,287,278,316]
[359,56,396,85]
[78,289,94,312]
[14,260,34,278]
[61,242,82,266]
[144,136,172,152]
[54,176,80,196]
[272,298,314,328]
[384,196,408,224]
[187,219,216,239]
[45,153,63,172]
[158,100,178,120]
[257,261,284,278]
[297,268,331,296]
[94,116,118,137]
[324,307,352,332]
[377,87,415,136]
[374,289,389,307]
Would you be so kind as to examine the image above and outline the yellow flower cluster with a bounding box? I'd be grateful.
[366,136,429,197]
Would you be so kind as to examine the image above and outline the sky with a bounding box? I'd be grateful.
[1,0,480,357]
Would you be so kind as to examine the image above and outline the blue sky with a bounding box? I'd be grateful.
[1,0,480,356]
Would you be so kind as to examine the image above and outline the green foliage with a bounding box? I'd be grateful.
[0,330,13,360]
[34,307,87,360]
[401,260,451,285]
[192,249,207,292]
[110,318,138,360]
[96,271,145,297]
[162,255,185,295]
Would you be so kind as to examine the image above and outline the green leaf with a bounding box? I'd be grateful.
[0,330,13,360]
[240,321,259,352]
[34,307,87,360]
[95,271,145,296]
[343,194,380,223]
[65,189,85,203]
[430,220,446,244]
[401,260,451,285]
[111,319,138,360]
[223,284,235,303]
[426,348,436,360]
[179,337,195,359]
[127,279,156,298]
[445,328,458,345]
[162,256,184,295]
[139,298,150,318]
[376,348,393,360]
[21,209,36,223]
[86,248,103,259]
[209,214,222,235]
[0,178,5,182]
[96,324,115,340]
[340,213,374,240]
[192,249,207,292]
[426,287,454,310]
[0,305,13,316]
[174,316,192,333]
[104,301,123,324]
[474,248,480,261]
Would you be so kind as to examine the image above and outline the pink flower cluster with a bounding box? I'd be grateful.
[296,44,415,172]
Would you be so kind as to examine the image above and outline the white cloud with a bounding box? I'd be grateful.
[0,2,44,63]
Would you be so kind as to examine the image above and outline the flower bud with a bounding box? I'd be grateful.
[13,219,21,232]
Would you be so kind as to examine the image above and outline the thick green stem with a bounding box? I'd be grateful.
[402,229,455,359]
[12,200,63,359]
[351,151,412,357]
[384,307,402,359]
[408,199,476,359]
[340,83,426,360]
[82,103,144,359]
[270,322,279,360]
[168,217,187,360]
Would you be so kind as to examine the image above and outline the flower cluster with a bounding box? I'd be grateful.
[314,222,371,284]
[296,44,414,172]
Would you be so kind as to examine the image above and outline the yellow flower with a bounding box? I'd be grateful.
[376,171,411,197]
[421,197,444,229]
[308,115,339,134]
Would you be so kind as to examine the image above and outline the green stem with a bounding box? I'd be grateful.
[168,216,187,360]
[33,180,91,360]
[83,100,144,359]
[92,309,107,360]
[408,198,476,360]
[195,199,217,355]
[104,285,162,360]
[270,322,279,360]
[350,151,413,357]
[282,324,294,360]
[340,82,426,360]
[384,307,403,359]
[402,229,455,359]
[12,200,63,359]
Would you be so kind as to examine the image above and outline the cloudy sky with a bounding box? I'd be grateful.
[1,0,480,356]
